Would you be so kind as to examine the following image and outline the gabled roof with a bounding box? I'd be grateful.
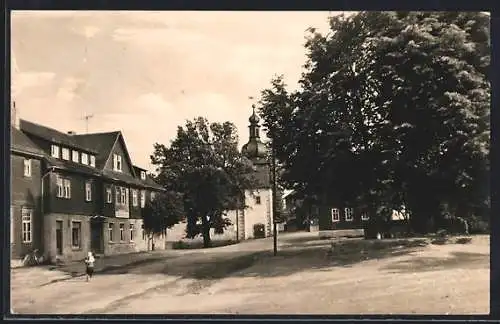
[46,156,101,177]
[19,119,97,154]
[11,127,45,158]
[133,165,164,191]
[73,131,120,170]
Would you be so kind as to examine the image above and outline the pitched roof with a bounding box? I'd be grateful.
[46,156,101,177]
[10,127,45,157]
[72,131,120,169]
[19,119,97,154]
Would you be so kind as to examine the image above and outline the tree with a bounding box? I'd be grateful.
[257,11,490,233]
[142,190,184,249]
[150,117,257,247]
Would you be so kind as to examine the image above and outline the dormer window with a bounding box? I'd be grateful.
[90,155,96,167]
[62,147,70,160]
[72,150,79,163]
[113,154,122,172]
[140,171,146,180]
[81,152,89,165]
[51,145,60,158]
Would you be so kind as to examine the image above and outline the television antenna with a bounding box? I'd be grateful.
[81,113,94,134]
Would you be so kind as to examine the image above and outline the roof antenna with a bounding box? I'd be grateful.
[81,113,94,134]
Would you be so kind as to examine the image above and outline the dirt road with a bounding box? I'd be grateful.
[10,233,490,315]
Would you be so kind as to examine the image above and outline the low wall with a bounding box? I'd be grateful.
[319,229,365,239]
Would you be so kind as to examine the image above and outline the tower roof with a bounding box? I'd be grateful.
[241,105,268,162]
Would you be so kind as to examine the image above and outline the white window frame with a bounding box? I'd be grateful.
[361,212,370,221]
[119,223,125,241]
[150,192,156,201]
[23,158,31,177]
[140,171,146,180]
[141,224,146,240]
[71,221,82,249]
[56,177,64,198]
[132,190,138,207]
[113,154,122,172]
[140,190,146,208]
[106,187,112,204]
[81,152,89,165]
[51,144,60,158]
[85,181,92,202]
[331,208,340,222]
[72,150,79,163]
[90,155,96,167]
[129,223,134,242]
[108,223,114,242]
[345,208,354,222]
[61,147,70,160]
[63,178,71,199]
[116,186,121,205]
[21,207,33,243]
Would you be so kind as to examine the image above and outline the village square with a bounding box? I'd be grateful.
[9,10,490,315]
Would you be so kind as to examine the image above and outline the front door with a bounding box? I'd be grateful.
[90,221,104,254]
[55,221,63,255]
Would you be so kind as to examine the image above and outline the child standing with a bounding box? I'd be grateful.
[84,251,95,282]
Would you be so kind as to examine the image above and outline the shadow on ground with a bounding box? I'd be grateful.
[85,237,463,281]
[382,251,489,274]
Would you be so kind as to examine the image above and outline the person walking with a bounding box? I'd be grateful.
[84,251,95,282]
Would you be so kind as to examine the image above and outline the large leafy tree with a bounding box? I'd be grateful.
[150,117,257,247]
[142,190,185,245]
[258,11,490,233]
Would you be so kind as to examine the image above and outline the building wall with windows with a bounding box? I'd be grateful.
[10,153,43,259]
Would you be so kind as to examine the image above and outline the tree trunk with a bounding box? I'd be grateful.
[202,216,211,248]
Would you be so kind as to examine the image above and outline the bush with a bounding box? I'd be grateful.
[172,240,190,249]
[253,223,266,239]
[468,216,489,234]
[455,237,472,244]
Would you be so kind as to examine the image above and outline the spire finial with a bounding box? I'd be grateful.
[252,104,256,114]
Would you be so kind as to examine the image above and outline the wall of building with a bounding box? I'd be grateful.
[243,188,273,239]
[11,153,43,259]
[46,172,101,216]
[104,137,134,176]
[43,213,92,262]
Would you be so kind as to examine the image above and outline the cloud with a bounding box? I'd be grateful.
[56,77,86,103]
[12,71,56,96]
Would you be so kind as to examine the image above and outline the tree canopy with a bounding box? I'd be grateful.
[257,11,490,233]
[150,117,257,247]
[142,190,185,238]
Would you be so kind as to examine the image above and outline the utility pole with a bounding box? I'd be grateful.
[271,130,278,256]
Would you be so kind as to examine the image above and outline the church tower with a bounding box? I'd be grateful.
[239,105,274,238]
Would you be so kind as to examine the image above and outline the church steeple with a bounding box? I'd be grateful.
[241,104,268,164]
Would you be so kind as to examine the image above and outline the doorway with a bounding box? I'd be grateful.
[91,220,104,254]
[55,220,63,255]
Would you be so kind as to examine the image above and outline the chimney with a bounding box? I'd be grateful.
[67,131,77,136]
[11,101,20,129]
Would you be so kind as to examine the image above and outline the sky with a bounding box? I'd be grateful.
[11,11,335,171]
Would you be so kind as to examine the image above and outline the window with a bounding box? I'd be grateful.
[129,224,134,242]
[51,144,60,158]
[81,153,89,165]
[115,187,121,204]
[122,188,128,205]
[132,190,138,207]
[63,178,71,199]
[140,171,146,180]
[361,212,370,221]
[113,154,122,172]
[90,155,96,167]
[85,181,92,202]
[331,208,340,222]
[72,150,79,163]
[119,223,125,241]
[106,187,112,203]
[150,192,156,201]
[345,208,354,222]
[56,177,64,198]
[21,207,32,243]
[23,158,31,177]
[255,196,261,205]
[141,224,146,240]
[140,190,146,208]
[71,221,81,248]
[62,148,70,160]
[108,223,114,242]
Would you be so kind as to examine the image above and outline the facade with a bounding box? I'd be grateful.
[235,106,274,240]
[10,108,166,262]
